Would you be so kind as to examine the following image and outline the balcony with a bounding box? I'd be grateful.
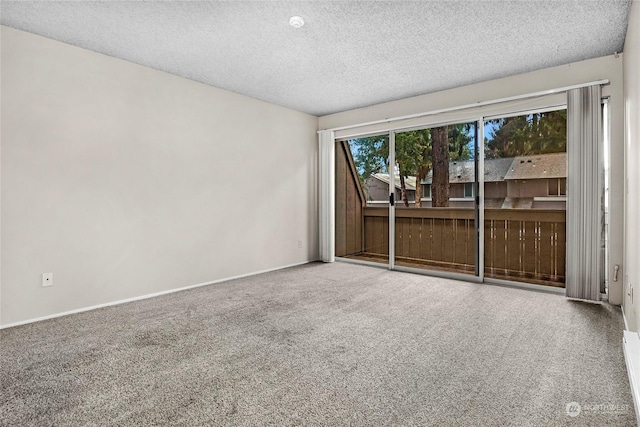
[335,139,567,287]
[338,207,566,288]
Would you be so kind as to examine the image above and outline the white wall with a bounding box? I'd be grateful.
[0,26,319,326]
[624,0,640,333]
[320,55,626,305]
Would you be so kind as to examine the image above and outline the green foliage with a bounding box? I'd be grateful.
[349,123,473,182]
[485,110,566,158]
[448,124,473,161]
[350,110,564,181]
[350,135,389,180]
[395,129,431,177]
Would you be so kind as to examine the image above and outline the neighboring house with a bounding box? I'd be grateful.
[364,173,417,204]
[501,152,567,209]
[365,152,567,209]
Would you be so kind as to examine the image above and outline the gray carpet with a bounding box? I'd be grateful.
[0,262,635,426]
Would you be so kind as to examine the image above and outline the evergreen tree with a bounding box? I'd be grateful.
[431,126,449,207]
[485,110,566,158]
[350,123,473,208]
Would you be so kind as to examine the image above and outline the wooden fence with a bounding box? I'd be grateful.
[362,207,566,286]
[335,140,365,257]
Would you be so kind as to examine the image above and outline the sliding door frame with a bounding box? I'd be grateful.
[481,105,569,293]
[389,131,396,270]
[477,119,485,281]
[387,118,484,281]
[333,88,607,295]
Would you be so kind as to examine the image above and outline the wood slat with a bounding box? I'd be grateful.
[485,209,565,222]
[506,219,522,276]
[366,207,475,219]
[492,220,508,274]
[557,222,566,280]
[467,219,476,266]
[335,144,347,256]
[421,218,433,262]
[538,221,553,277]
[487,220,496,272]
[382,216,389,256]
[409,218,422,259]
[346,168,357,254]
[335,141,365,257]
[394,218,402,257]
[432,218,445,262]
[442,219,455,264]
[362,207,566,286]
[522,221,537,277]
[453,219,468,265]
[356,200,363,255]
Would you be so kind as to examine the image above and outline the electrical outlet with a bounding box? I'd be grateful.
[42,273,53,287]
[298,240,303,249]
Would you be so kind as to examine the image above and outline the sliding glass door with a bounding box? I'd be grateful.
[392,122,480,277]
[334,134,391,266]
[333,122,481,277]
[334,108,575,289]
[483,109,567,287]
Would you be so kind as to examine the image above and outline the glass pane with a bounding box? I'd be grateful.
[335,135,390,266]
[483,109,567,287]
[549,179,559,196]
[392,123,478,275]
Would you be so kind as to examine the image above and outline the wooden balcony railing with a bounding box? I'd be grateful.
[361,207,566,287]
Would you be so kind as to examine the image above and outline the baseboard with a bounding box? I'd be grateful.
[623,329,640,426]
[624,307,630,331]
[0,260,313,330]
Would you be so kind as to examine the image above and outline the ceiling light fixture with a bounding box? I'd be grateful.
[289,16,304,28]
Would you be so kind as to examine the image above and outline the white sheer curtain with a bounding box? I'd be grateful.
[566,85,603,301]
[318,130,335,262]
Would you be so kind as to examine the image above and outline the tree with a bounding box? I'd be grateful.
[350,122,472,208]
[409,130,432,208]
[396,124,473,207]
[448,123,473,161]
[351,135,388,180]
[351,132,429,207]
[431,126,450,207]
[350,135,389,201]
[395,130,430,206]
[485,110,566,158]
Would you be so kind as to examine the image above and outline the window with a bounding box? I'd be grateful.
[548,178,566,196]
[464,182,474,198]
[422,184,431,198]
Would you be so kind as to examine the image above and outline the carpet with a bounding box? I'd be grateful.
[0,262,635,426]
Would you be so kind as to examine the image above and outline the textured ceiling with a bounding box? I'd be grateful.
[0,1,632,116]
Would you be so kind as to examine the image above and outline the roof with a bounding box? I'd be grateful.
[371,173,416,191]
[422,157,514,184]
[374,153,567,186]
[503,152,566,180]
[424,153,566,184]
[484,158,518,182]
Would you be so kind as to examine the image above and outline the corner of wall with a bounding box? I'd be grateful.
[623,0,640,332]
